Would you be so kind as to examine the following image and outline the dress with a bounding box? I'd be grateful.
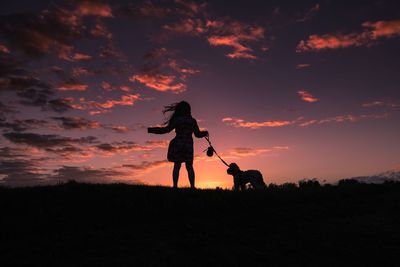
[148,116,207,163]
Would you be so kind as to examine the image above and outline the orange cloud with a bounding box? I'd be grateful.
[130,73,186,93]
[131,48,198,93]
[222,117,293,129]
[89,94,141,110]
[298,90,319,103]
[297,19,400,52]
[76,1,113,17]
[207,22,265,59]
[57,82,88,91]
[296,32,368,52]
[363,20,400,39]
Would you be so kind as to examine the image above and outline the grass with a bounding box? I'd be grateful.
[1,182,400,266]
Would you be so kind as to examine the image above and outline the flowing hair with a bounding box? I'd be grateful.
[162,101,192,126]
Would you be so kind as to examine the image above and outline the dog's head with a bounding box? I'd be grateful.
[227,163,241,176]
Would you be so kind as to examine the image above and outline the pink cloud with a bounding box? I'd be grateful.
[297,19,400,52]
[299,113,389,127]
[222,117,294,129]
[298,90,319,103]
[57,82,88,91]
[363,99,400,109]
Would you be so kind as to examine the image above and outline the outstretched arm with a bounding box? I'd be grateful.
[193,120,208,138]
[148,123,174,134]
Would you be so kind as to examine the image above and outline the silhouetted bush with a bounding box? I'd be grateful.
[338,178,362,186]
[298,178,320,188]
[280,182,298,190]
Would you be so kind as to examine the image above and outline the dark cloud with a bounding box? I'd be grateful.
[96,140,168,154]
[50,166,124,183]
[47,98,76,113]
[116,1,171,19]
[3,132,98,149]
[0,118,48,132]
[52,116,100,130]
[122,160,169,172]
[130,47,199,93]
[0,147,48,186]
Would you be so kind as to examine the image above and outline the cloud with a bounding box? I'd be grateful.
[88,93,141,110]
[363,20,400,39]
[222,117,294,129]
[104,125,130,133]
[298,90,319,103]
[51,116,100,130]
[3,132,97,149]
[0,44,10,53]
[117,1,171,19]
[175,0,206,15]
[130,47,198,93]
[47,97,76,113]
[296,32,369,52]
[75,1,113,17]
[122,160,169,174]
[297,19,400,52]
[0,158,47,186]
[299,113,389,127]
[163,18,203,35]
[130,73,186,92]
[0,118,48,132]
[296,63,311,69]
[362,99,400,109]
[296,4,320,23]
[96,140,168,155]
[225,146,289,158]
[207,21,265,59]
[72,67,96,77]
[57,81,88,91]
[50,166,125,184]
[0,73,56,110]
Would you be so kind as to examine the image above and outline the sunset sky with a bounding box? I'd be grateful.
[1,0,399,188]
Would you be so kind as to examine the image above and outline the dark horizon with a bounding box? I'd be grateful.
[1,0,400,188]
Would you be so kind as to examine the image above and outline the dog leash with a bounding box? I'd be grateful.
[204,136,230,167]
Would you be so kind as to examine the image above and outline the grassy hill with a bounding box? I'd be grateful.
[1,182,400,266]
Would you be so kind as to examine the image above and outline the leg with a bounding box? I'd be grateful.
[173,162,181,188]
[185,161,195,189]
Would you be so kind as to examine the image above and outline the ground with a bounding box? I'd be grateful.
[1,182,400,266]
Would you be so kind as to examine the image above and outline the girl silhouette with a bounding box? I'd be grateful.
[148,101,208,189]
